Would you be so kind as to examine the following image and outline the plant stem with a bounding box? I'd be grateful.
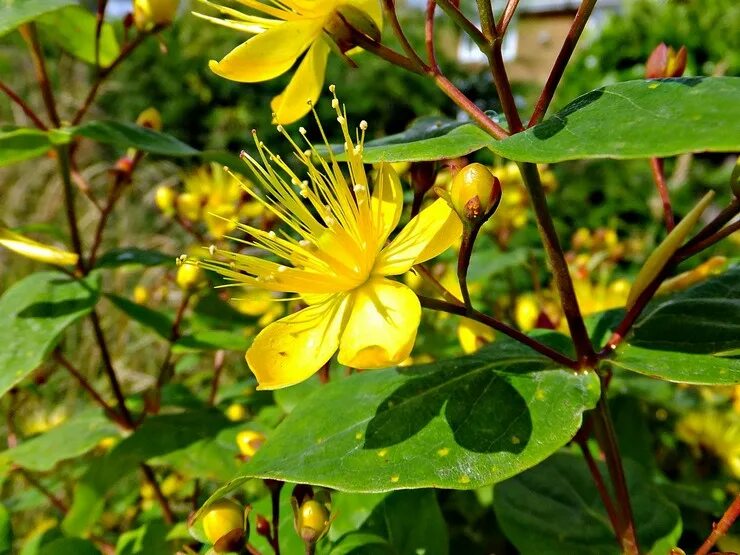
[19,23,60,127]
[17,468,68,513]
[94,0,109,69]
[457,231,475,308]
[590,393,640,555]
[433,73,509,139]
[140,463,176,524]
[650,158,675,231]
[695,494,740,555]
[419,295,578,369]
[676,219,739,261]
[425,1,439,70]
[518,162,594,365]
[57,144,86,274]
[0,80,48,130]
[528,0,597,126]
[414,264,464,306]
[381,0,427,70]
[497,0,521,36]
[344,28,426,75]
[683,196,739,247]
[489,38,523,132]
[270,482,283,555]
[208,350,226,405]
[576,437,621,542]
[475,0,497,41]
[435,0,488,52]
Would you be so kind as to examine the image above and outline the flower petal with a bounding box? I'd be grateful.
[246,294,349,389]
[271,38,330,124]
[370,162,403,248]
[0,226,78,266]
[374,198,462,275]
[337,278,420,369]
[208,18,323,83]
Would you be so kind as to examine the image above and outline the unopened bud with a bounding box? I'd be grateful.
[255,515,271,538]
[202,499,244,545]
[324,4,380,53]
[176,262,203,290]
[295,499,330,545]
[155,186,175,216]
[449,163,501,223]
[645,43,687,79]
[236,430,266,458]
[136,107,163,131]
[409,161,437,197]
[133,0,179,30]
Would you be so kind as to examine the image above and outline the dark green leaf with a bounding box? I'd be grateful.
[329,533,391,555]
[174,330,251,352]
[197,339,599,504]
[105,293,173,339]
[0,129,52,167]
[494,453,682,555]
[0,504,11,555]
[73,121,199,156]
[37,6,119,66]
[610,265,740,384]
[38,538,100,555]
[0,272,99,398]
[358,78,740,163]
[94,247,173,269]
[63,409,231,535]
[116,519,170,555]
[0,0,76,37]
[0,410,118,473]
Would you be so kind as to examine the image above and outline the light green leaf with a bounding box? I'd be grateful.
[494,453,682,555]
[116,519,170,555]
[72,121,199,156]
[196,338,600,510]
[37,6,120,66]
[0,0,76,37]
[0,504,11,555]
[0,410,118,473]
[357,78,740,163]
[0,129,52,168]
[38,538,100,555]
[0,272,99,398]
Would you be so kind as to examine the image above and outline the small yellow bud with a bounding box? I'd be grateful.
[296,499,330,544]
[225,403,247,422]
[133,0,179,30]
[136,107,163,131]
[154,186,176,216]
[133,285,149,305]
[449,163,500,222]
[236,430,266,458]
[176,262,203,290]
[202,499,244,545]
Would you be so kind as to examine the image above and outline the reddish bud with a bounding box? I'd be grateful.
[255,515,271,538]
[646,43,687,78]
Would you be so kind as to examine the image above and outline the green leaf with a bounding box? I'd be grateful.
[610,265,740,384]
[0,272,99,398]
[174,330,251,352]
[198,339,600,503]
[0,410,118,473]
[494,453,682,555]
[329,533,391,555]
[0,0,76,37]
[63,409,231,535]
[36,6,119,66]
[105,293,174,339]
[94,247,173,269]
[72,121,199,156]
[38,538,100,555]
[116,519,170,555]
[0,129,52,168]
[0,504,11,555]
[358,78,740,163]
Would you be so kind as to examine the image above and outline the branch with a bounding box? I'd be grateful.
[19,23,60,127]
[0,80,48,130]
[434,73,509,139]
[576,436,621,543]
[528,0,597,126]
[695,494,740,555]
[436,0,488,53]
[650,158,675,231]
[380,0,427,71]
[425,1,439,70]
[475,0,497,42]
[57,144,86,274]
[419,295,578,369]
[94,0,109,69]
[497,0,521,36]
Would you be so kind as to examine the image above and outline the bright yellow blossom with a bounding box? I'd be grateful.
[0,225,78,266]
[197,93,461,389]
[195,0,382,124]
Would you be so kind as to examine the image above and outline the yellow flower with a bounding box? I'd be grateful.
[0,225,78,266]
[457,318,494,354]
[195,0,382,124]
[133,0,179,30]
[198,93,461,389]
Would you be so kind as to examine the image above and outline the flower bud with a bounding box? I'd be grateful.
[255,514,271,538]
[133,285,149,305]
[155,186,176,216]
[176,261,203,290]
[449,163,501,223]
[202,499,245,545]
[295,499,331,545]
[133,0,179,30]
[236,430,266,458]
[136,107,163,131]
[645,43,687,79]
[324,4,381,53]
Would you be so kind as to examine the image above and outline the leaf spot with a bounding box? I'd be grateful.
[390,474,400,483]
[437,447,450,457]
[459,475,470,484]
[377,448,388,458]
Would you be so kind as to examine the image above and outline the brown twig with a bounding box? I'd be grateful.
[576,436,621,542]
[650,158,675,231]
[434,73,510,139]
[528,0,597,126]
[419,295,578,368]
[57,144,87,274]
[676,219,739,260]
[0,80,48,130]
[380,0,427,70]
[17,468,68,513]
[140,463,176,524]
[19,23,60,127]
[488,38,523,133]
[695,494,740,555]
[269,482,284,555]
[425,1,438,70]
[94,0,109,69]
[497,0,521,36]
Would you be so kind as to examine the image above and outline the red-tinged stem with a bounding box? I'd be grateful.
[57,144,86,274]
[489,38,523,132]
[434,73,510,139]
[518,162,594,365]
[0,80,48,130]
[676,219,739,260]
[576,437,621,543]
[270,482,284,555]
[497,0,521,36]
[528,0,597,127]
[208,350,226,405]
[19,23,60,127]
[381,0,427,70]
[419,295,578,369]
[650,158,675,231]
[415,264,464,306]
[16,468,68,513]
[695,494,740,555]
[436,0,488,51]
[425,1,439,70]
[684,197,739,247]
[94,0,109,69]
[139,463,175,524]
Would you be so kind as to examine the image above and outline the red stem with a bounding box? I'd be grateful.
[695,494,740,555]
[497,0,521,36]
[650,158,675,231]
[20,23,61,127]
[0,80,48,130]
[576,437,621,543]
[425,1,439,70]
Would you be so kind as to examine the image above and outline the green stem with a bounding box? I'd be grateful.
[475,0,497,41]
[56,144,86,274]
[436,0,488,52]
[518,162,594,365]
